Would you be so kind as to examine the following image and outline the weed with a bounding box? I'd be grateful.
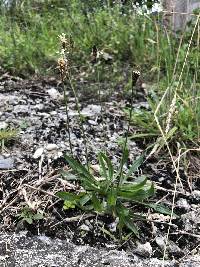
[0,128,18,149]
[17,206,43,225]
[58,152,154,237]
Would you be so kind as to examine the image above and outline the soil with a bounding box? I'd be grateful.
[0,72,199,264]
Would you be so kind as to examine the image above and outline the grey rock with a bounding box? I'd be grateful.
[81,104,101,117]
[0,121,8,129]
[88,119,98,126]
[13,105,29,114]
[134,242,153,258]
[155,236,165,250]
[46,144,58,151]
[47,88,62,100]
[0,157,14,169]
[192,190,200,200]
[176,198,190,211]
[79,224,90,232]
[0,232,190,267]
[33,148,44,159]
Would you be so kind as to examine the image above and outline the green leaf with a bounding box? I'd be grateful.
[33,212,43,220]
[126,155,144,179]
[61,171,78,181]
[25,217,33,224]
[98,153,108,180]
[79,194,92,206]
[144,203,179,217]
[121,216,139,237]
[118,182,154,201]
[91,193,103,213]
[98,152,114,181]
[63,200,76,210]
[64,155,98,188]
[107,188,117,206]
[119,176,147,191]
[57,191,83,201]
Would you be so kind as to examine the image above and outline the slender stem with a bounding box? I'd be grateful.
[118,71,139,186]
[68,75,89,169]
[62,78,73,155]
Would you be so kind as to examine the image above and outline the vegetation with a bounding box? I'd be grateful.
[1,0,199,235]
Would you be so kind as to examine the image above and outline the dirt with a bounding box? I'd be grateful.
[0,73,199,265]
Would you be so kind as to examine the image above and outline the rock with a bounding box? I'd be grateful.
[35,104,44,111]
[0,157,14,169]
[79,224,90,232]
[155,236,165,250]
[1,233,200,266]
[176,198,190,211]
[33,148,44,159]
[167,241,181,255]
[134,242,153,257]
[46,144,58,151]
[81,104,101,117]
[88,120,98,126]
[192,190,200,200]
[47,88,62,100]
[0,121,8,130]
[13,105,29,114]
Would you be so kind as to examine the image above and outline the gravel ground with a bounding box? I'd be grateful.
[0,74,200,265]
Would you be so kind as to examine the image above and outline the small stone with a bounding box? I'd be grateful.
[0,121,8,130]
[135,242,153,257]
[81,104,101,117]
[88,120,98,126]
[177,198,190,211]
[0,157,14,169]
[46,144,58,151]
[33,148,44,159]
[13,105,29,114]
[47,88,62,100]
[35,104,44,111]
[192,190,200,200]
[155,236,165,250]
[79,224,90,232]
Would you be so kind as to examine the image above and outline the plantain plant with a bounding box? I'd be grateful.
[57,151,155,237]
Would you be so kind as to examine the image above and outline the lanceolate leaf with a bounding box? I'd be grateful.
[144,203,179,217]
[107,187,117,206]
[64,155,98,188]
[119,176,147,191]
[99,152,114,181]
[126,155,144,179]
[118,182,154,201]
[91,193,104,213]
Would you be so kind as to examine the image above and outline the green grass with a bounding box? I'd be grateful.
[0,0,199,156]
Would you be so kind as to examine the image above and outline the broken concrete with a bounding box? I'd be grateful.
[0,233,199,267]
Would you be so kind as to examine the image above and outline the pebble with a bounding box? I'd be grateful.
[135,242,153,257]
[81,104,101,117]
[46,144,58,151]
[88,120,98,126]
[47,88,62,100]
[192,190,200,200]
[0,157,14,169]
[155,236,165,250]
[79,224,90,232]
[33,147,44,159]
[0,121,8,129]
[176,198,190,211]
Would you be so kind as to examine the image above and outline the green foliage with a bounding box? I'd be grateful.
[127,85,200,149]
[17,207,44,224]
[57,152,155,236]
[0,128,18,147]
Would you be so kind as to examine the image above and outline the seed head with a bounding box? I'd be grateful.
[132,70,140,86]
[58,33,70,50]
[57,57,68,78]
